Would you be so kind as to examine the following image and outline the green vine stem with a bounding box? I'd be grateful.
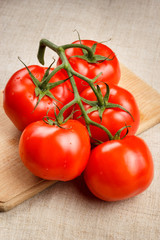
[37,39,130,141]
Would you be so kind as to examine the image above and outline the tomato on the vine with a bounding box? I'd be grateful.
[19,119,91,181]
[73,82,140,142]
[57,40,121,92]
[84,136,154,201]
[3,65,73,131]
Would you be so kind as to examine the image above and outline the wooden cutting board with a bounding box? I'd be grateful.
[0,64,160,212]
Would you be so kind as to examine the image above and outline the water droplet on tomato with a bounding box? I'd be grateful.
[64,160,67,168]
[28,94,32,100]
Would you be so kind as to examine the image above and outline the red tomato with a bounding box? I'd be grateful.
[19,119,91,181]
[84,136,154,201]
[73,83,140,142]
[3,66,73,131]
[57,40,120,92]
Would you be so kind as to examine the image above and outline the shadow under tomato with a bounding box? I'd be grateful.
[71,174,103,203]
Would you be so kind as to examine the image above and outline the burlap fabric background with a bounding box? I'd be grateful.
[0,0,160,239]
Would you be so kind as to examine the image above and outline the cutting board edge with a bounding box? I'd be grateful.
[137,114,160,135]
[0,180,56,212]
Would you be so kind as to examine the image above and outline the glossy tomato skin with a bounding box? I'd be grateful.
[73,83,140,142]
[84,136,154,201]
[57,40,121,92]
[3,66,73,131]
[19,119,91,181]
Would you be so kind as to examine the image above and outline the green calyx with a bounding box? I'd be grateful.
[113,125,131,140]
[18,57,70,109]
[81,83,134,122]
[92,125,131,146]
[43,104,74,129]
[69,43,114,64]
[70,30,114,64]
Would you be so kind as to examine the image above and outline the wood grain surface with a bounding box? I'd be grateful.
[0,64,160,212]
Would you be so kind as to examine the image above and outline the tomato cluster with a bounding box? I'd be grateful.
[3,38,154,202]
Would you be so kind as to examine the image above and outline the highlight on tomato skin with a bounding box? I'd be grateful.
[19,119,91,181]
[83,136,154,202]
[57,39,121,93]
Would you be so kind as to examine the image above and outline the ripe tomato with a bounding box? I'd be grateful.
[19,119,91,181]
[73,83,140,142]
[84,136,154,201]
[57,40,120,92]
[3,66,73,131]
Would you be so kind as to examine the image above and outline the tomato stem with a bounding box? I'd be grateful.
[36,38,118,140]
[71,70,104,106]
[61,43,95,60]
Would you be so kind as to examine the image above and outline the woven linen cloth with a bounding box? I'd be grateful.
[0,0,160,239]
